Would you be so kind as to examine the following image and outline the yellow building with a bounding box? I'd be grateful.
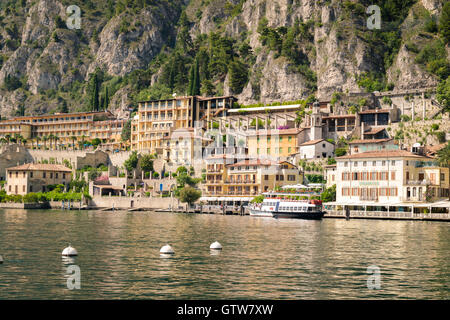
[204,158,302,198]
[131,95,237,152]
[247,128,305,159]
[90,119,127,150]
[0,111,118,148]
[6,163,72,195]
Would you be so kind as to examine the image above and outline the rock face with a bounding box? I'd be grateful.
[0,0,446,117]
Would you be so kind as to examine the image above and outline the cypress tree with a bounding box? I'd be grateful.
[192,58,200,96]
[104,86,109,110]
[91,73,99,111]
[187,64,195,95]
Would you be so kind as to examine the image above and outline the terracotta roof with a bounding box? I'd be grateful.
[299,139,333,146]
[359,109,390,114]
[6,163,72,172]
[337,150,430,160]
[425,143,446,153]
[364,127,386,135]
[247,128,303,136]
[227,159,296,168]
[349,138,393,144]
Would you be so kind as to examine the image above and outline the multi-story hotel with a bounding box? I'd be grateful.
[203,157,302,201]
[130,95,237,152]
[90,119,128,150]
[333,150,449,205]
[0,111,118,148]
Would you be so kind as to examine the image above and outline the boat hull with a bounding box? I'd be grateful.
[249,208,325,220]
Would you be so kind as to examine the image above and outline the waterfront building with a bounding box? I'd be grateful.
[201,158,302,206]
[324,164,337,189]
[333,150,449,206]
[5,163,72,195]
[130,95,237,153]
[0,111,118,148]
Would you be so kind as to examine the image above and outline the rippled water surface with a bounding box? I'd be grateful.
[0,209,448,299]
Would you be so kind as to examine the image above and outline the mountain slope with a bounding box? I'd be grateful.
[0,0,448,118]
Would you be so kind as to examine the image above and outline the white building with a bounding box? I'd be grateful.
[298,139,335,160]
[334,150,449,205]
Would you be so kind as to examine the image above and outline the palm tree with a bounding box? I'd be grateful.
[4,134,11,144]
[436,142,450,201]
[0,137,7,145]
[81,135,87,150]
[36,136,41,149]
[43,135,48,150]
[48,134,55,150]
[71,136,77,150]
[53,135,60,150]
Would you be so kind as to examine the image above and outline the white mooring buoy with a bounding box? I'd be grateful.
[210,241,222,250]
[160,244,174,255]
[62,244,78,257]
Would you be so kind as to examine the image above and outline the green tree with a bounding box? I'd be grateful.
[140,154,154,174]
[121,120,132,142]
[124,151,139,173]
[178,186,201,207]
[439,2,450,44]
[228,60,248,94]
[321,185,336,202]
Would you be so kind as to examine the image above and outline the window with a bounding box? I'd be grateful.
[372,161,376,166]
[288,136,292,142]
[29,186,32,192]
[43,172,46,178]
[363,161,367,166]
[288,147,291,153]
[50,173,53,179]
[264,175,269,181]
[23,185,25,192]
[391,160,395,166]
[30,172,33,178]
[279,147,282,154]
[382,161,386,166]
[23,172,26,178]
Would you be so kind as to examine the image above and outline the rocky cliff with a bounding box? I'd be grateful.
[0,0,447,117]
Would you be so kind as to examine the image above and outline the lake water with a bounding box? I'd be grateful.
[0,209,448,299]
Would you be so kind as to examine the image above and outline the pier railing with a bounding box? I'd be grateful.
[325,210,449,221]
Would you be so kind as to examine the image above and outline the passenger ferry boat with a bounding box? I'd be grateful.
[247,195,325,220]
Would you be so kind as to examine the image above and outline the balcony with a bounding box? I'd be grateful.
[359,195,379,201]
[225,180,256,184]
[406,180,431,186]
